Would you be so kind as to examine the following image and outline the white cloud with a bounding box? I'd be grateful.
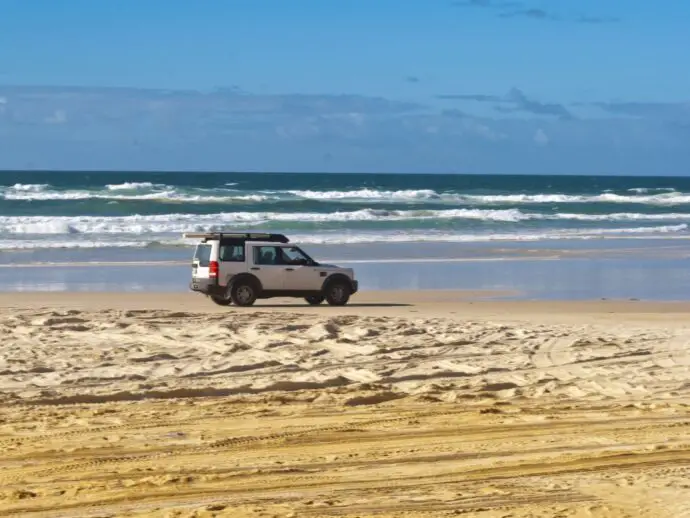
[45,109,67,124]
[1,85,688,174]
[534,128,549,146]
[466,120,505,141]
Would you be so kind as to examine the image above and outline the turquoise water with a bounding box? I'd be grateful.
[2,171,690,251]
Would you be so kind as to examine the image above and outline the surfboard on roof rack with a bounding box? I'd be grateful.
[182,232,290,243]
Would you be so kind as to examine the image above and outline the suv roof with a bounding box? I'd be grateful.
[183,232,290,243]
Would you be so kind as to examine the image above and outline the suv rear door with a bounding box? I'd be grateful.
[249,245,286,290]
[218,242,247,286]
[192,242,213,280]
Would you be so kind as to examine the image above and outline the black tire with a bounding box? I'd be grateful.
[325,280,350,306]
[305,295,325,305]
[209,293,233,306]
[230,280,258,307]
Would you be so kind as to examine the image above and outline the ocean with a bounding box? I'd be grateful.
[2,170,690,252]
[3,171,690,299]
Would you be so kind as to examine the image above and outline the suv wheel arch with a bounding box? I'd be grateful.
[321,273,352,292]
[227,273,263,292]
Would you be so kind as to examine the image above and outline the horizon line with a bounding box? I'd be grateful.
[2,169,690,178]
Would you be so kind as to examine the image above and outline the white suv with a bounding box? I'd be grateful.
[185,232,359,306]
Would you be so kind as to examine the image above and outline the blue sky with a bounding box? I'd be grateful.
[1,0,689,174]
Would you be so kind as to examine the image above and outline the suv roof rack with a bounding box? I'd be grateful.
[183,232,290,243]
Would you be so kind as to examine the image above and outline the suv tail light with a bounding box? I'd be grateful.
[209,260,219,278]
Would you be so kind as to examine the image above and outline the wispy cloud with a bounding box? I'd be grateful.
[576,15,621,24]
[452,0,520,8]
[437,93,501,102]
[505,88,574,120]
[498,8,557,21]
[592,101,690,120]
[0,86,424,127]
[438,87,574,120]
[453,0,619,24]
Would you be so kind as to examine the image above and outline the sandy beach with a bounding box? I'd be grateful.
[1,291,689,517]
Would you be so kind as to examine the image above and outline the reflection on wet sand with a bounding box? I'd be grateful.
[1,254,689,300]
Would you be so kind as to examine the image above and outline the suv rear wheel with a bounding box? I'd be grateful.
[230,281,258,307]
[210,294,233,306]
[325,281,350,306]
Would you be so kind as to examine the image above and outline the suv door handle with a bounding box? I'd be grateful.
[250,267,260,271]
[285,268,294,271]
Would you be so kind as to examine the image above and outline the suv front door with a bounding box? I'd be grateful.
[278,246,323,291]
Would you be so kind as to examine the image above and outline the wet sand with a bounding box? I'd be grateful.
[0,291,689,517]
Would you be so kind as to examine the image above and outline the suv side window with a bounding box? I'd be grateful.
[253,246,278,265]
[279,246,310,265]
[219,244,244,262]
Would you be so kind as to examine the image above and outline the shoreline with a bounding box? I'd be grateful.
[2,290,689,325]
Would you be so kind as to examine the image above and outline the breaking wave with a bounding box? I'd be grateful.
[1,224,687,250]
[4,184,690,206]
[7,183,49,192]
[2,209,690,235]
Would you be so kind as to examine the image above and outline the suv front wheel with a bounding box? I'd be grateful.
[325,280,351,306]
[230,281,258,307]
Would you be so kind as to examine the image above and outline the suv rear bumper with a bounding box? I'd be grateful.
[350,280,359,294]
[189,278,225,296]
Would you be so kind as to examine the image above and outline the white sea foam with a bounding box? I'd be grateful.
[550,212,690,221]
[0,239,152,250]
[5,183,50,192]
[1,210,690,236]
[288,188,441,201]
[283,188,690,205]
[0,209,516,235]
[105,182,158,191]
[1,224,687,250]
[459,192,690,205]
[288,188,690,205]
[287,225,689,245]
[6,221,81,235]
[2,189,272,203]
[5,184,690,206]
[627,187,676,194]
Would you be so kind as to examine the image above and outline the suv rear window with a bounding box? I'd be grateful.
[194,244,212,266]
